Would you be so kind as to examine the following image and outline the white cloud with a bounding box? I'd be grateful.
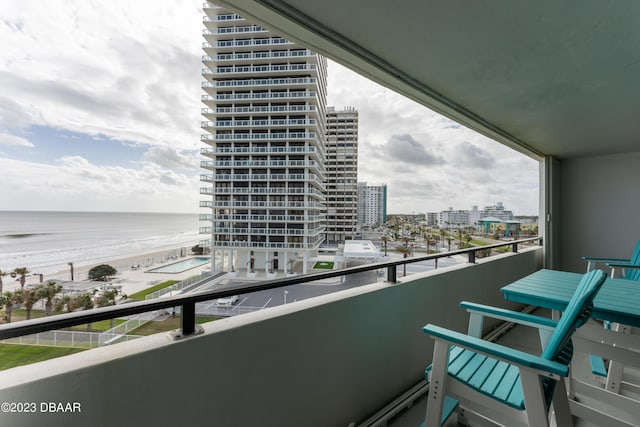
[0,156,199,213]
[0,1,540,215]
[0,132,33,147]
[0,0,203,151]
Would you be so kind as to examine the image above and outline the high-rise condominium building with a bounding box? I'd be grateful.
[199,3,328,274]
[357,182,387,227]
[325,106,358,244]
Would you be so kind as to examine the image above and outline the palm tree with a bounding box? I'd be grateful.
[0,292,7,322]
[3,290,22,323]
[95,288,124,328]
[53,295,70,313]
[380,236,389,256]
[396,245,412,276]
[0,269,7,293]
[13,267,30,291]
[38,281,63,316]
[18,288,40,320]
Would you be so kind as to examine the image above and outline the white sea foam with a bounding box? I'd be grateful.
[0,211,201,274]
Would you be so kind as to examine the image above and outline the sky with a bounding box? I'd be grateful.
[0,0,539,215]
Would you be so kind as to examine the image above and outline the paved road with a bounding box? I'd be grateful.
[193,253,466,317]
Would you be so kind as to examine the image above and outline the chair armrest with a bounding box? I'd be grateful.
[582,256,629,262]
[606,262,640,270]
[460,301,557,330]
[423,324,569,377]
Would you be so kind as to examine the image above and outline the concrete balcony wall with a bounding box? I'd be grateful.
[0,248,542,427]
[559,151,640,273]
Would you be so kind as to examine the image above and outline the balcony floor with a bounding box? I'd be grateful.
[383,308,640,427]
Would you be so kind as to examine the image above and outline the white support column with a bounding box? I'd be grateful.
[303,252,308,274]
[284,251,289,274]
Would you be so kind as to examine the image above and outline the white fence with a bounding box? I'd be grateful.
[2,330,143,349]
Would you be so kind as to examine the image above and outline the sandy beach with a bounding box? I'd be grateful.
[3,241,210,297]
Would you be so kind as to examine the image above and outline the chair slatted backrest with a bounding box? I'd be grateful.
[625,241,640,281]
[541,269,606,362]
[538,269,607,405]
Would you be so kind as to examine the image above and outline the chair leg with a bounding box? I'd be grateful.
[520,370,551,427]
[426,340,450,426]
[550,379,573,427]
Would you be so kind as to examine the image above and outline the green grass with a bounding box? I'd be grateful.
[0,344,86,371]
[128,280,179,301]
[127,316,217,336]
[469,239,491,246]
[69,318,127,332]
[312,261,334,269]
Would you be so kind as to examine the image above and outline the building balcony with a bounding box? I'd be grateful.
[202,25,268,39]
[200,132,318,142]
[202,14,244,30]
[199,186,325,199]
[200,146,322,161]
[203,49,316,63]
[200,173,326,188]
[199,213,325,223]
[201,77,317,91]
[198,226,324,236]
[0,245,547,426]
[200,147,307,154]
[202,63,317,79]
[200,159,320,169]
[199,200,326,210]
[201,89,317,104]
[202,104,318,117]
[200,119,317,129]
[198,239,315,249]
[205,37,294,52]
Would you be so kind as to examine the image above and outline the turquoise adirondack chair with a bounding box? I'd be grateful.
[583,240,640,280]
[583,241,639,385]
[422,269,607,427]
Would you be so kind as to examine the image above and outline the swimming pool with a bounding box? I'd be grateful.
[146,257,210,274]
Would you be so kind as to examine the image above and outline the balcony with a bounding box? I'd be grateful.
[4,2,640,426]
[203,63,318,79]
[199,213,325,222]
[202,105,317,116]
[201,89,317,104]
[0,243,546,426]
[201,119,317,129]
[200,132,318,142]
[200,172,326,187]
[201,77,317,91]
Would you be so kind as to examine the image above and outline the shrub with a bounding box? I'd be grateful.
[88,264,117,281]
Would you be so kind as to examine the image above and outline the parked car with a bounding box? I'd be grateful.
[217,295,240,306]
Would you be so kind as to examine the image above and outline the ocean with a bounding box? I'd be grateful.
[0,211,201,275]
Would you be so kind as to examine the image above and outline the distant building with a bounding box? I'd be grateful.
[480,202,513,221]
[439,207,470,228]
[325,107,358,244]
[425,212,439,227]
[357,183,387,227]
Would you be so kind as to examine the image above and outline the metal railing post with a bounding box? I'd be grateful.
[387,265,397,283]
[512,242,518,253]
[181,302,196,336]
[468,250,476,264]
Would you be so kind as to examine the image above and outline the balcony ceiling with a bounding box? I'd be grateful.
[215,0,640,160]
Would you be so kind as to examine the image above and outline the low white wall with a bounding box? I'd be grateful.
[0,248,542,427]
